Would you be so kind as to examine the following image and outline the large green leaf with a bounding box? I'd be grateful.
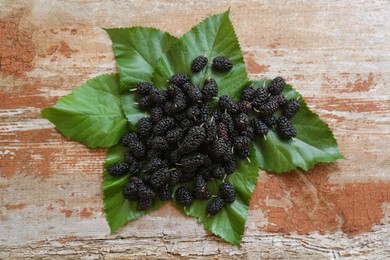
[103,144,168,232]
[253,79,344,173]
[153,10,249,97]
[104,27,177,90]
[174,146,259,247]
[41,74,127,148]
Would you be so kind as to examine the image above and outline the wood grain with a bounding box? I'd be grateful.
[1,0,389,258]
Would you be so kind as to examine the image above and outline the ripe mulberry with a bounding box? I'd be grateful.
[212,139,226,158]
[166,128,184,144]
[225,158,237,174]
[241,125,255,140]
[239,100,252,113]
[252,88,268,109]
[212,56,233,72]
[169,74,190,86]
[251,118,269,137]
[262,115,277,128]
[108,162,130,176]
[144,158,168,173]
[186,83,203,103]
[212,166,226,179]
[179,126,206,154]
[204,120,217,143]
[151,107,164,123]
[138,198,153,210]
[153,117,175,136]
[169,168,182,185]
[138,95,154,109]
[283,99,301,119]
[201,78,218,101]
[268,76,285,95]
[217,122,229,142]
[191,55,208,72]
[121,132,139,147]
[219,182,235,203]
[152,136,169,151]
[123,181,140,200]
[138,185,155,200]
[179,153,210,174]
[277,116,297,138]
[219,95,239,114]
[176,187,194,207]
[134,82,156,95]
[151,90,168,105]
[207,196,225,215]
[157,185,172,201]
[233,136,251,151]
[236,147,250,159]
[124,150,135,165]
[241,86,256,102]
[258,99,279,117]
[137,117,152,138]
[235,113,249,130]
[129,161,144,175]
[270,94,287,107]
[186,105,201,121]
[150,168,170,188]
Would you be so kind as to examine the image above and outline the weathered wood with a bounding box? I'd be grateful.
[1,0,389,258]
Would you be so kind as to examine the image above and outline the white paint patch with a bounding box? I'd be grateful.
[0,150,16,159]
[0,119,53,132]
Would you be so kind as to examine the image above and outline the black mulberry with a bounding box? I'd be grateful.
[277,116,297,138]
[268,76,285,95]
[241,86,256,101]
[202,78,218,101]
[252,88,268,109]
[150,168,170,188]
[138,185,155,200]
[151,107,164,123]
[176,187,194,207]
[258,99,279,117]
[108,162,130,177]
[269,94,287,107]
[225,158,237,175]
[233,136,251,151]
[138,95,154,109]
[191,55,208,72]
[179,153,210,174]
[207,196,225,215]
[212,139,226,158]
[153,117,175,136]
[121,132,139,147]
[134,82,156,95]
[219,182,235,203]
[262,115,277,128]
[129,161,144,175]
[235,113,249,130]
[283,99,301,119]
[166,128,184,144]
[138,198,152,210]
[251,118,269,137]
[152,136,169,151]
[239,100,252,113]
[179,126,206,154]
[212,166,226,179]
[157,185,172,201]
[137,117,152,138]
[151,90,168,105]
[212,56,233,72]
[219,95,239,114]
[169,74,190,86]
[186,83,203,103]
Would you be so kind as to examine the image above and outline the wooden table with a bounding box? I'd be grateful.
[1,0,389,258]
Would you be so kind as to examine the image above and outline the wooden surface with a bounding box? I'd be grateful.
[1,0,389,258]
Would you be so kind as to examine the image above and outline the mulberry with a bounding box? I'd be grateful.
[176,187,194,207]
[198,166,212,180]
[144,157,169,173]
[219,182,235,203]
[157,185,172,201]
[121,132,139,147]
[138,95,154,109]
[220,113,235,135]
[212,166,226,179]
[152,136,169,151]
[194,189,212,200]
[169,74,190,86]
[186,83,203,103]
[235,113,249,130]
[124,150,135,165]
[252,88,268,109]
[201,78,218,101]
[129,161,144,175]
[150,168,170,188]
[212,56,233,72]
[251,118,269,137]
[137,117,152,138]
[225,158,237,174]
[277,116,297,138]
[217,122,229,141]
[193,175,207,192]
[262,115,277,128]
[107,162,130,176]
[204,120,217,143]
[258,99,279,117]
[151,90,168,105]
[268,76,285,95]
[138,198,153,210]
[212,139,226,158]
[239,100,252,113]
[233,136,251,151]
[199,103,212,123]
[172,93,187,113]
[167,84,181,97]
[179,126,206,154]
[186,105,201,121]
[207,196,225,215]
[283,99,301,119]
[138,185,155,200]
[134,82,156,95]
[169,168,182,185]
[179,153,210,174]
[241,86,256,101]
[166,128,184,144]
[191,55,208,72]
[153,117,175,136]
[219,95,239,114]
[128,141,146,158]
[151,107,164,123]
[236,147,250,159]
[241,125,255,140]
[123,182,139,200]
[270,94,287,107]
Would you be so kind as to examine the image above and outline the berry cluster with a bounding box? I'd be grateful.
[107,55,300,216]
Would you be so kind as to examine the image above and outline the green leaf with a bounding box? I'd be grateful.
[41,74,127,148]
[153,10,249,97]
[174,146,259,247]
[120,93,145,128]
[253,79,344,173]
[104,27,177,90]
[103,144,168,232]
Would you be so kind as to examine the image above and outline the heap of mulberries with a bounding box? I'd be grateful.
[107,54,301,215]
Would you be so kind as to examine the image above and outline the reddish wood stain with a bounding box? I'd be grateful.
[80,207,93,218]
[59,41,72,58]
[346,73,375,92]
[251,167,390,236]
[47,44,59,55]
[6,203,26,209]
[61,209,73,218]
[0,15,36,77]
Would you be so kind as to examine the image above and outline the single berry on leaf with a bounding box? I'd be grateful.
[207,196,225,215]
[268,76,286,95]
[169,74,190,86]
[176,187,194,207]
[212,56,233,72]
[277,116,297,139]
[219,182,236,203]
[107,162,130,177]
[283,99,301,119]
[191,55,208,72]
[133,82,156,95]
